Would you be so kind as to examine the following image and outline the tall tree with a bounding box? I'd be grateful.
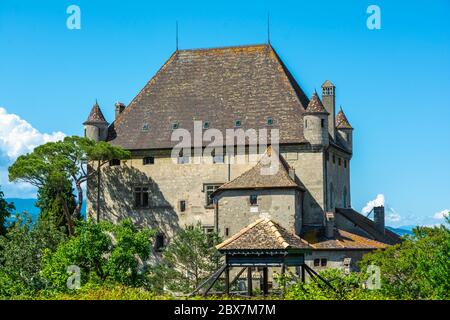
[8,136,130,236]
[0,187,15,236]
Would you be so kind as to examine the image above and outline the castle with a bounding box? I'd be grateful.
[84,44,400,275]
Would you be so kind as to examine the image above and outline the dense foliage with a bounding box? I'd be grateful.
[8,136,130,235]
[0,187,15,235]
[156,224,222,293]
[0,213,66,297]
[41,219,155,291]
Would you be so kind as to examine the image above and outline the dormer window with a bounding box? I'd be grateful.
[172,122,179,130]
[267,118,273,126]
[203,121,209,129]
[234,120,241,128]
[142,123,149,131]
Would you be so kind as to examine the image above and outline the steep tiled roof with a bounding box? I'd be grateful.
[302,228,389,250]
[335,208,401,245]
[216,218,311,250]
[107,44,310,150]
[305,92,328,114]
[335,108,353,129]
[213,146,300,193]
[84,101,108,125]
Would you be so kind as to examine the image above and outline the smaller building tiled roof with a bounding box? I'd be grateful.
[305,92,328,114]
[216,218,311,251]
[214,146,300,193]
[84,101,108,125]
[335,208,401,245]
[335,108,353,129]
[302,228,389,250]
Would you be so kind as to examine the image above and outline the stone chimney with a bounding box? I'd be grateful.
[115,102,126,119]
[374,206,385,234]
[325,212,335,238]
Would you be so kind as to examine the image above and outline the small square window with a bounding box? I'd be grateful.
[314,259,320,267]
[321,258,327,267]
[234,120,241,127]
[143,156,154,165]
[203,122,209,129]
[250,194,258,205]
[179,200,186,212]
[109,159,121,166]
[172,122,179,130]
[142,123,149,131]
[267,118,273,126]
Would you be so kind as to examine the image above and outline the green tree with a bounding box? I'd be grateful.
[158,224,221,293]
[41,219,154,291]
[359,217,450,299]
[0,187,15,235]
[0,213,67,297]
[8,136,130,235]
[36,174,76,231]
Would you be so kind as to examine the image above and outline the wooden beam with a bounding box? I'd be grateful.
[303,264,335,291]
[247,267,253,296]
[262,267,269,296]
[189,264,226,297]
[229,267,246,289]
[301,265,305,282]
[224,266,230,295]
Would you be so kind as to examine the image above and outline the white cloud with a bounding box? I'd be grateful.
[0,107,66,198]
[362,194,385,214]
[433,209,449,220]
[0,107,65,159]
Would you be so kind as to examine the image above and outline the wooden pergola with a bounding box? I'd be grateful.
[190,219,334,296]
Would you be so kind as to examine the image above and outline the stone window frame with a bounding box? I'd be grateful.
[143,156,155,165]
[267,117,274,126]
[109,159,121,167]
[179,199,186,212]
[134,185,150,209]
[154,233,165,252]
[203,183,222,207]
[249,194,258,206]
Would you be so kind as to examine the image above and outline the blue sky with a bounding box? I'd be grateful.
[0,0,449,226]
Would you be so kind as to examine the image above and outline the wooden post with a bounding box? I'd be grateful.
[224,266,230,295]
[301,264,305,282]
[247,267,253,296]
[262,267,268,296]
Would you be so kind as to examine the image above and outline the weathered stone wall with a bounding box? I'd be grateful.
[216,188,300,237]
[87,145,326,237]
[305,250,370,272]
[325,145,351,211]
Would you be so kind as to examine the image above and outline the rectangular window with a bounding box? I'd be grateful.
[314,259,320,267]
[321,258,327,267]
[338,158,341,166]
[234,120,241,127]
[344,160,347,168]
[267,117,273,126]
[321,119,325,128]
[143,156,154,165]
[203,121,209,129]
[204,184,221,206]
[155,233,165,251]
[134,186,149,208]
[179,200,186,212]
[109,159,121,166]
[225,227,230,237]
[250,194,258,205]
[332,155,336,164]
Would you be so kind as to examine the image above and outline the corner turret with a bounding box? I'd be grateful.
[303,92,329,147]
[83,100,109,142]
[336,107,353,153]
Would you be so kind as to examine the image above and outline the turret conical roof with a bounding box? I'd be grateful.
[336,107,353,129]
[84,101,108,125]
[305,92,329,114]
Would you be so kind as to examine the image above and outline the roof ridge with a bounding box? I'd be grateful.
[178,43,268,52]
[266,220,290,248]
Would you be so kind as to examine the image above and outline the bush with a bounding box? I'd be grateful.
[41,219,155,292]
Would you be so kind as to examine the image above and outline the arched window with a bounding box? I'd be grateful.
[343,187,347,208]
